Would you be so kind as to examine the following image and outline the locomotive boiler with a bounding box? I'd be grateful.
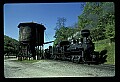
[44,29,107,64]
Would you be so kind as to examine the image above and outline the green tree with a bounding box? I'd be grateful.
[53,17,78,46]
[105,21,115,43]
[78,2,115,41]
[4,35,19,56]
[54,17,67,30]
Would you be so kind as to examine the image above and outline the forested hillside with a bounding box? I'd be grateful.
[53,2,115,64]
[54,2,115,45]
[78,2,115,42]
[4,35,19,56]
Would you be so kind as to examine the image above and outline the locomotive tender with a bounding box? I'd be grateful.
[45,29,107,64]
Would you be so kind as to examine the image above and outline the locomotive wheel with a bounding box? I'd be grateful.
[71,56,75,63]
[61,55,66,61]
[95,61,99,65]
[76,56,81,64]
[88,62,90,65]
[53,55,57,60]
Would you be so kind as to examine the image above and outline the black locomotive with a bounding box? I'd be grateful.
[44,29,107,64]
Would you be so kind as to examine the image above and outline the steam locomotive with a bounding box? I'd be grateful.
[44,29,107,65]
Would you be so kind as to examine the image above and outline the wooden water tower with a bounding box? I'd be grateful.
[17,22,46,60]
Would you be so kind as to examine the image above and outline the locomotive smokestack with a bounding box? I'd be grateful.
[81,29,90,38]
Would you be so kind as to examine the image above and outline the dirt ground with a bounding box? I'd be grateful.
[4,57,115,78]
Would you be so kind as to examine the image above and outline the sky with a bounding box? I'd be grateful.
[4,2,85,49]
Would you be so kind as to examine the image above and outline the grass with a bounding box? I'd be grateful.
[94,39,115,65]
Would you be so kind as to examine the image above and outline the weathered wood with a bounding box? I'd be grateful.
[17,22,46,60]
